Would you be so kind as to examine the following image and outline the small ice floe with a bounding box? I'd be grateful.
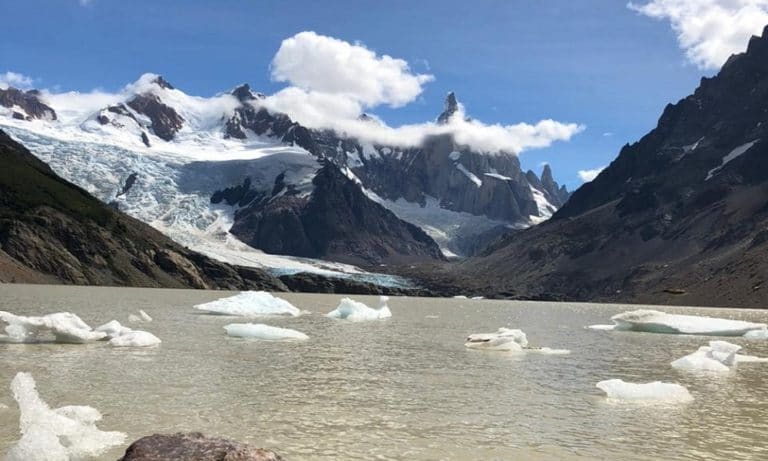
[587,309,766,336]
[672,340,768,372]
[94,320,161,347]
[470,296,485,300]
[109,330,162,348]
[596,379,693,403]
[128,309,153,323]
[4,372,126,461]
[465,328,571,354]
[0,311,106,343]
[224,323,309,341]
[744,329,768,340]
[325,296,392,321]
[194,291,301,317]
[453,295,468,299]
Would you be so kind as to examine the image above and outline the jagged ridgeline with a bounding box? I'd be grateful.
[0,75,569,272]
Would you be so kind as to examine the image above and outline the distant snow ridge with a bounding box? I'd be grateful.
[588,309,767,337]
[194,291,301,317]
[671,340,768,372]
[596,379,693,403]
[326,296,392,321]
[465,327,570,354]
[4,372,126,461]
[224,323,309,341]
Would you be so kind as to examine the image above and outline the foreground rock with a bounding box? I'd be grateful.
[118,432,283,461]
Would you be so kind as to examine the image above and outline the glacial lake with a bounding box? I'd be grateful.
[1,284,768,460]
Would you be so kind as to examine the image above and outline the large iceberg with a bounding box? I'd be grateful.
[224,323,309,341]
[0,311,106,343]
[465,328,571,354]
[672,340,768,372]
[596,379,694,403]
[4,372,126,461]
[194,291,301,317]
[588,309,767,336]
[325,296,392,321]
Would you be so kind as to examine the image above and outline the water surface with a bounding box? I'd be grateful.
[1,284,767,460]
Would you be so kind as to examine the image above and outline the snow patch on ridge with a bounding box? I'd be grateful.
[706,140,760,180]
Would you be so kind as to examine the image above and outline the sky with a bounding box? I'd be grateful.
[2,0,767,189]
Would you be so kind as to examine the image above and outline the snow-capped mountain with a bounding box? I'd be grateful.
[0,73,568,277]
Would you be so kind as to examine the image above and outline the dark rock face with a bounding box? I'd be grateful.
[451,25,768,308]
[118,432,283,461]
[229,163,445,265]
[0,129,286,290]
[436,91,459,124]
[127,94,184,141]
[0,87,57,121]
[116,172,138,197]
[539,164,570,207]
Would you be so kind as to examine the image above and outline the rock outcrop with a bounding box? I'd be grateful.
[0,87,57,121]
[118,432,283,461]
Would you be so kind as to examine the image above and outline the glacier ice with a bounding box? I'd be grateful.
[108,330,162,348]
[588,309,766,336]
[128,310,153,323]
[744,329,768,340]
[94,320,133,340]
[0,311,106,344]
[194,291,301,317]
[224,323,309,341]
[671,341,740,372]
[465,327,570,354]
[596,379,693,403]
[4,372,126,461]
[325,296,392,321]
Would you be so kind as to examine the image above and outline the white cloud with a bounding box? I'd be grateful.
[577,166,606,182]
[0,71,34,90]
[629,0,768,69]
[271,31,433,108]
[264,32,584,154]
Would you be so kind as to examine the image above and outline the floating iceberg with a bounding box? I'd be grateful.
[465,328,571,354]
[0,311,106,343]
[596,379,693,403]
[325,296,391,321]
[109,330,162,348]
[672,340,768,372]
[4,372,126,461]
[588,309,766,336]
[224,323,309,341]
[194,291,301,317]
[128,310,153,323]
[94,320,133,340]
[744,329,768,340]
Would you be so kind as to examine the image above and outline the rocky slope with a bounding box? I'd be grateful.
[0,128,286,289]
[445,25,768,308]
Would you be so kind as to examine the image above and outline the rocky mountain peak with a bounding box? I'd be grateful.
[151,75,175,90]
[437,92,459,124]
[0,87,57,121]
[232,83,262,102]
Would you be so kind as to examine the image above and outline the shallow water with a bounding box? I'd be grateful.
[1,284,767,460]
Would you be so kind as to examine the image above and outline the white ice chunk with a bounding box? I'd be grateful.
[453,295,468,299]
[224,323,309,341]
[325,296,391,321]
[94,320,133,340]
[465,328,571,354]
[4,372,126,461]
[596,379,693,403]
[194,291,301,317]
[128,310,153,323]
[108,330,161,347]
[0,311,106,344]
[598,310,766,336]
[744,329,768,340]
[586,324,617,331]
[672,340,768,371]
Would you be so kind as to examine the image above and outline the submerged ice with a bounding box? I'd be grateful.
[596,379,693,403]
[4,372,126,461]
[588,309,767,336]
[224,323,309,341]
[325,296,391,321]
[465,327,570,354]
[194,291,301,317]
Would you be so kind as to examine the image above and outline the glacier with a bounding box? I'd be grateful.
[4,372,126,461]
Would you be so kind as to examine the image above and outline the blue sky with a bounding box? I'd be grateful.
[0,0,742,189]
